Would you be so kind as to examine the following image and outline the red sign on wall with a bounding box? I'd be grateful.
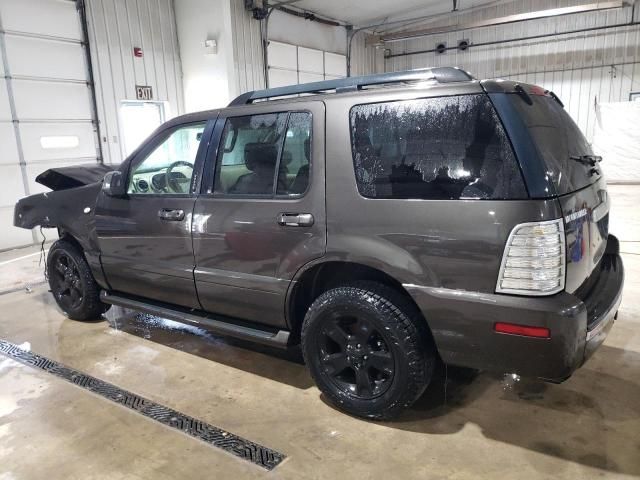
[133,47,143,58]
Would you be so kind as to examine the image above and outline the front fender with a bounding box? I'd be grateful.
[14,183,102,253]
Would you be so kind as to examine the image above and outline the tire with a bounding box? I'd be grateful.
[301,281,435,420]
[47,239,110,321]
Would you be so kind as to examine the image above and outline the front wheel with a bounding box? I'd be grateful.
[47,239,110,321]
[301,282,435,419]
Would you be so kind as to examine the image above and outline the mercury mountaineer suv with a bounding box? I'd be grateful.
[14,67,624,419]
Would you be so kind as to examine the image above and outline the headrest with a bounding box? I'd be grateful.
[304,138,310,160]
[244,143,278,171]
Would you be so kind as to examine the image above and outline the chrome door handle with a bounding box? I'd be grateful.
[277,213,314,227]
[158,208,185,221]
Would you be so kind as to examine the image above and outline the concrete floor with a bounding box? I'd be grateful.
[0,185,639,480]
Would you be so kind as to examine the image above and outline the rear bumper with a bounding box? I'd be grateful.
[406,235,624,382]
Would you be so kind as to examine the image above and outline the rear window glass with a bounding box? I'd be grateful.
[349,94,527,200]
[508,94,599,194]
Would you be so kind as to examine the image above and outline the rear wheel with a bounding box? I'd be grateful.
[301,282,435,419]
[47,240,110,321]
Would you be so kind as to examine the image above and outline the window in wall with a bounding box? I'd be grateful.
[349,94,527,200]
[214,112,312,197]
[127,122,206,194]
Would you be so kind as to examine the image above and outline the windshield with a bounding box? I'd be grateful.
[508,94,600,194]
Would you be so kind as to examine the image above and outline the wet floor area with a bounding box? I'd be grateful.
[0,185,639,479]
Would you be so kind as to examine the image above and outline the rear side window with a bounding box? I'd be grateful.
[213,112,311,197]
[349,94,527,200]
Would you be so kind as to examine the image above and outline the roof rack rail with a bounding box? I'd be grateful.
[228,67,474,106]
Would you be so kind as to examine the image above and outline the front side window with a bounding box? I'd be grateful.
[349,94,527,200]
[214,112,312,197]
[128,122,206,194]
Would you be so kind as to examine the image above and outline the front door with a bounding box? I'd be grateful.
[192,101,326,327]
[95,119,213,308]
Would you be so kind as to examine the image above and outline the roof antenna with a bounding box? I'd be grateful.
[452,0,458,11]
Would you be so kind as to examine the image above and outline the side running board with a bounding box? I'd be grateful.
[100,291,290,348]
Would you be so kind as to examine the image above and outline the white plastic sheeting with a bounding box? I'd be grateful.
[593,101,640,183]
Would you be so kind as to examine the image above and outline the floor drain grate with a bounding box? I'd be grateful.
[0,338,286,470]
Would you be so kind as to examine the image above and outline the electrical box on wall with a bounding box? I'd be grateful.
[204,38,218,55]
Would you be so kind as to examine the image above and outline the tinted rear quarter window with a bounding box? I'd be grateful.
[349,94,527,200]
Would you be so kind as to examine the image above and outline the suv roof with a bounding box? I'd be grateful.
[228,67,476,106]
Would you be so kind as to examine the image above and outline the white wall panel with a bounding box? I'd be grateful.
[12,80,92,120]
[0,164,27,208]
[268,68,298,88]
[298,47,324,74]
[268,41,298,70]
[87,0,184,164]
[0,123,20,165]
[267,40,346,88]
[4,36,86,80]
[298,72,324,83]
[0,79,11,120]
[20,123,97,163]
[324,52,346,76]
[0,207,33,251]
[0,0,82,39]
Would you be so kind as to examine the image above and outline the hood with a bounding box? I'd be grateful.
[36,163,119,191]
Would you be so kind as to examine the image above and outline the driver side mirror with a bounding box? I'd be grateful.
[102,171,126,197]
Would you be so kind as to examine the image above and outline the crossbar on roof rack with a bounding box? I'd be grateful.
[228,67,474,106]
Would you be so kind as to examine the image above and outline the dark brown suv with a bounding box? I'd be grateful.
[14,67,624,419]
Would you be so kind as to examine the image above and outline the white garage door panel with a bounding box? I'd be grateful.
[5,36,86,80]
[0,123,20,165]
[0,164,26,207]
[268,69,298,88]
[12,80,92,120]
[0,207,33,250]
[0,0,82,40]
[298,72,324,84]
[325,52,346,77]
[268,41,297,70]
[298,47,324,74]
[20,123,96,163]
[26,159,95,195]
[0,79,12,121]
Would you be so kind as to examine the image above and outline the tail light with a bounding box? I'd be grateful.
[496,219,565,296]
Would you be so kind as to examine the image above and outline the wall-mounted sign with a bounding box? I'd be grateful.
[135,85,153,101]
[133,47,143,57]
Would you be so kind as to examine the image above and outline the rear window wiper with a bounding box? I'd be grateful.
[570,155,602,166]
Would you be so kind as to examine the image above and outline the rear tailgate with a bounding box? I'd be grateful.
[494,88,609,302]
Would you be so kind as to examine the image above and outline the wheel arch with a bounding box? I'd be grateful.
[286,260,435,346]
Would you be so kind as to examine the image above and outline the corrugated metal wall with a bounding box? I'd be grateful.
[86,0,184,165]
[384,0,640,143]
[230,0,265,96]
[350,31,383,76]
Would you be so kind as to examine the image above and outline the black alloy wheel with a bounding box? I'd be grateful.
[46,239,110,321]
[319,314,395,399]
[302,282,435,419]
[49,250,84,311]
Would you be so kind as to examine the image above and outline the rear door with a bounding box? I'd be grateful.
[192,101,326,327]
[95,119,214,308]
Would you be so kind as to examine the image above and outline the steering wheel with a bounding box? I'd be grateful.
[165,161,194,193]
